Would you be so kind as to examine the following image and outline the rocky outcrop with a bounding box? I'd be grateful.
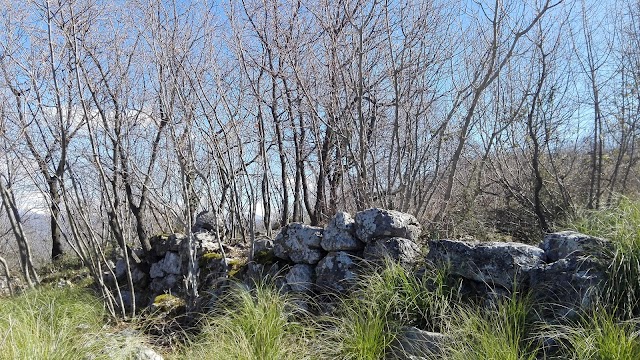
[108,206,612,327]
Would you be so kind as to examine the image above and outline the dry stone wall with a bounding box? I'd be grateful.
[266,208,423,294]
[109,208,611,324]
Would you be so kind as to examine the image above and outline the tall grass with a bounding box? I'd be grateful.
[447,291,538,360]
[568,197,640,319]
[180,283,312,360]
[0,286,105,359]
[562,310,640,360]
[320,260,456,359]
[0,286,160,360]
[322,300,397,360]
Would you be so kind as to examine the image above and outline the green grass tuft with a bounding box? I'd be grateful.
[0,286,160,360]
[180,282,312,360]
[0,286,105,359]
[447,291,538,360]
[567,196,640,319]
[562,310,640,360]
[319,260,457,359]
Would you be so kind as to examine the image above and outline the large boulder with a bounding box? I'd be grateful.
[315,251,358,293]
[426,239,545,290]
[273,223,325,264]
[531,231,610,321]
[541,231,611,262]
[193,210,225,233]
[354,208,421,243]
[363,237,421,266]
[321,212,364,252]
[285,264,315,293]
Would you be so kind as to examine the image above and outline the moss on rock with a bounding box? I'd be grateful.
[152,293,185,312]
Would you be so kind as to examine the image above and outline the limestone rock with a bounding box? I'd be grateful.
[252,236,276,264]
[273,223,325,264]
[254,236,274,254]
[529,256,607,320]
[354,208,421,243]
[193,232,223,254]
[135,346,164,360]
[151,233,186,257]
[541,231,611,262]
[114,259,147,285]
[285,264,315,293]
[193,210,224,233]
[363,237,421,266]
[391,327,448,359]
[529,231,610,320]
[243,262,283,288]
[149,252,182,278]
[322,212,364,252]
[149,274,180,294]
[315,251,358,293]
[426,239,545,290]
